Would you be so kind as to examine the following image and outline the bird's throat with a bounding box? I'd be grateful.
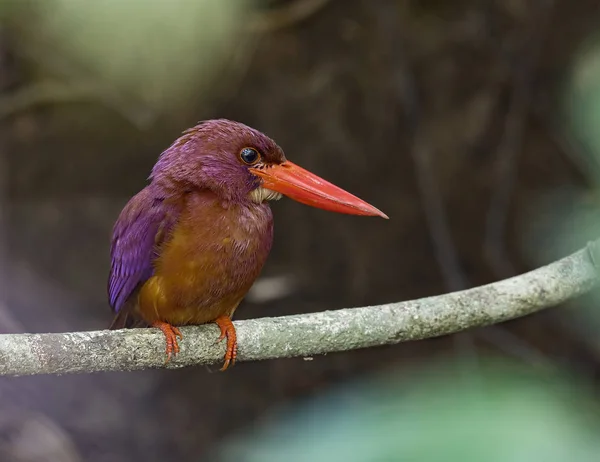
[249,186,282,204]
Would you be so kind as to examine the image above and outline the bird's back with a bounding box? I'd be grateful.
[137,190,274,326]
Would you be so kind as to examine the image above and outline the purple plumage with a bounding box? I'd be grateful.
[108,186,180,314]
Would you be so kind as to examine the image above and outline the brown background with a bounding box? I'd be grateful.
[2,0,600,460]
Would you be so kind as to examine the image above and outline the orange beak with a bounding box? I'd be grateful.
[250,161,388,219]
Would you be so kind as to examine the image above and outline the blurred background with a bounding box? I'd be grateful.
[2,0,600,460]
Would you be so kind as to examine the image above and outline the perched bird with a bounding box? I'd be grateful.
[107,119,387,370]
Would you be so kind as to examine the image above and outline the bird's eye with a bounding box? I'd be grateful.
[239,147,260,165]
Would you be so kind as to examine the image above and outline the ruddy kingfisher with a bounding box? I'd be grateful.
[108,119,387,370]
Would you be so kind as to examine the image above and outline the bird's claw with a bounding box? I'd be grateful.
[152,321,183,364]
[214,315,237,371]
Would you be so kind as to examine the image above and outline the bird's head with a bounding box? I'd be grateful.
[151,119,387,218]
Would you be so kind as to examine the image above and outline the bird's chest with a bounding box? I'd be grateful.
[155,200,274,305]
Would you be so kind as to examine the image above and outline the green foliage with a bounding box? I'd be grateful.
[218,361,600,462]
[522,34,600,334]
[4,0,251,112]
[568,34,600,183]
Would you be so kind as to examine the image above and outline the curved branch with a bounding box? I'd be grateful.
[0,242,598,376]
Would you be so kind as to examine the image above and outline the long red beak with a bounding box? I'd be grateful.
[250,161,388,219]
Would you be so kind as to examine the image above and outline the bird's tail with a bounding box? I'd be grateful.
[109,310,147,329]
[109,310,132,330]
[108,293,145,330]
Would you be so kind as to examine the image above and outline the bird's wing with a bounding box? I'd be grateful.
[108,186,181,314]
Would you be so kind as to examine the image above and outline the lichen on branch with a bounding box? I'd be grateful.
[0,242,597,376]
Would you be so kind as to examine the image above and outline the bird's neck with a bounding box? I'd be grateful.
[181,189,274,246]
[153,175,277,208]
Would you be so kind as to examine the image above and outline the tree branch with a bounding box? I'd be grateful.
[0,242,598,376]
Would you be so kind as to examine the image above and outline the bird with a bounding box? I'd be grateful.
[107,119,388,371]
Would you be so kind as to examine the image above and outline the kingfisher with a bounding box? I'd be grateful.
[108,119,387,370]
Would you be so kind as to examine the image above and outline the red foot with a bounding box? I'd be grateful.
[214,315,237,371]
[152,321,182,363]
